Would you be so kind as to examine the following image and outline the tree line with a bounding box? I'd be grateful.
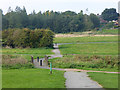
[1,6,101,33]
[2,28,54,48]
[1,6,119,33]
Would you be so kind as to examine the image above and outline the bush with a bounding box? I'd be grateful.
[2,28,55,48]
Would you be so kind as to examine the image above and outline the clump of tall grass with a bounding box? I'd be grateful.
[2,55,34,69]
[52,55,119,70]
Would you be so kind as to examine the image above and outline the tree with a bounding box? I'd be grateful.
[90,13,100,28]
[62,11,77,16]
[2,6,103,33]
[83,14,93,30]
[101,8,119,21]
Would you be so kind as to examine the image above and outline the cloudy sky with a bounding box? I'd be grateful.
[0,0,119,15]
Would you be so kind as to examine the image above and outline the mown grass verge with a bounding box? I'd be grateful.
[88,72,118,88]
[2,69,65,88]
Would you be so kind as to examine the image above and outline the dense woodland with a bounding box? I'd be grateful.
[1,7,119,33]
[1,6,102,33]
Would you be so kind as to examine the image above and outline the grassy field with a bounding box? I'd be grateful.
[54,36,118,43]
[88,72,118,88]
[68,29,118,35]
[59,43,118,55]
[1,48,54,61]
[1,48,53,55]
[2,69,65,88]
[94,29,118,35]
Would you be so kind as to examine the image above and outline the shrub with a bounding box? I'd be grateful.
[2,28,55,48]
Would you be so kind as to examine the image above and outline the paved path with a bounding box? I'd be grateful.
[49,44,63,58]
[64,71,103,88]
[33,44,62,68]
[33,43,119,88]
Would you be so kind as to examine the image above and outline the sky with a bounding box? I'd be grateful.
[0,0,119,15]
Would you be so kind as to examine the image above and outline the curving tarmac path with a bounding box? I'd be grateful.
[33,43,119,88]
[64,71,103,88]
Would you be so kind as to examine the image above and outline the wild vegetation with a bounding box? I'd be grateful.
[50,55,119,72]
[2,55,34,69]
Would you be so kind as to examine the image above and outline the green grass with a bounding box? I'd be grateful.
[59,43,118,55]
[2,69,65,88]
[1,48,53,55]
[54,36,118,43]
[94,29,118,35]
[88,72,118,88]
[69,29,118,35]
[1,48,54,61]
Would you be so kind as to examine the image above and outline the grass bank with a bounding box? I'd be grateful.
[2,69,65,88]
[88,72,118,88]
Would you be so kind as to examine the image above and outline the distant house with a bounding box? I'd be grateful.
[112,20,118,26]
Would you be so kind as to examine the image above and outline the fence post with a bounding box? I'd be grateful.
[31,56,33,63]
[40,60,42,66]
[37,57,39,62]
[45,55,48,65]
